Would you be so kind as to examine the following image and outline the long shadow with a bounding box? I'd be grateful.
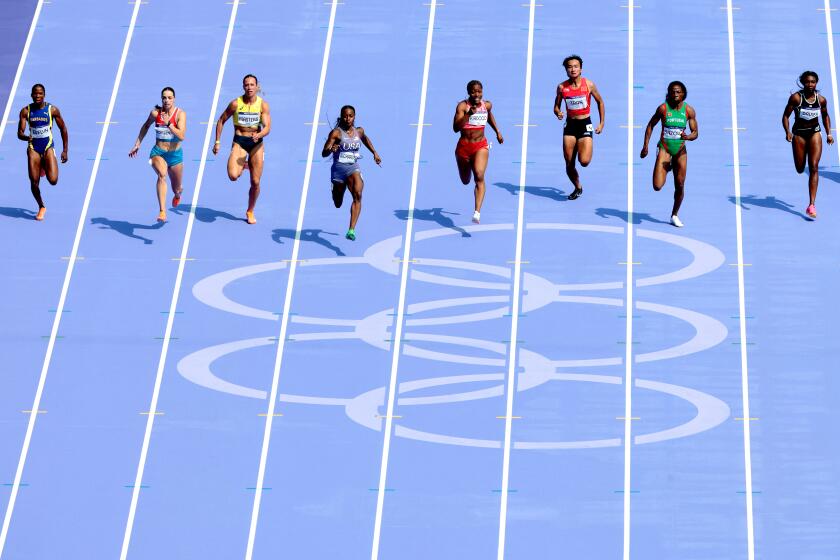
[90,217,165,244]
[595,207,670,225]
[171,205,242,223]
[0,207,37,220]
[394,208,471,237]
[272,228,345,257]
[728,195,809,221]
[494,182,566,201]
[819,170,840,184]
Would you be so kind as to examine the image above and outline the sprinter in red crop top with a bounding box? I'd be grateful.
[453,80,504,224]
[554,55,605,201]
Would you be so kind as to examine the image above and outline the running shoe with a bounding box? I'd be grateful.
[246,210,257,225]
[567,188,583,201]
[172,193,181,208]
[806,204,817,219]
[157,211,167,222]
[472,211,480,224]
[35,207,45,221]
[670,214,684,228]
[346,229,356,241]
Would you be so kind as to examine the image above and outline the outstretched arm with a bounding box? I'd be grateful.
[640,105,663,158]
[359,127,382,165]
[213,100,236,154]
[129,109,156,158]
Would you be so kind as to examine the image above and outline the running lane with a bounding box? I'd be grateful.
[0,2,235,558]
[504,2,627,558]
[249,1,436,557]
[0,0,37,110]
[737,2,840,557]
[629,2,749,558]
[125,2,336,558]
[374,2,531,558]
[0,0,131,535]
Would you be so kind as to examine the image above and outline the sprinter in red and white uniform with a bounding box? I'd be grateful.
[453,80,503,224]
[554,55,605,200]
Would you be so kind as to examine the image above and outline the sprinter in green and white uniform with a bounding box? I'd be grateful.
[640,81,698,227]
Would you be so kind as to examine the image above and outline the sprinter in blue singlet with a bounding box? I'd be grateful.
[17,83,69,221]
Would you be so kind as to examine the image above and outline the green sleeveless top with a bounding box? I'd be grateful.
[659,102,687,155]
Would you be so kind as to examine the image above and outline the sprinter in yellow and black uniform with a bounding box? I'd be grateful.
[214,74,272,225]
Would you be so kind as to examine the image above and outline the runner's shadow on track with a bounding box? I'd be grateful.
[493,182,567,201]
[172,205,242,223]
[0,207,37,220]
[89,217,164,245]
[394,208,471,238]
[271,228,345,257]
[728,195,809,221]
[819,170,840,184]
[595,207,670,225]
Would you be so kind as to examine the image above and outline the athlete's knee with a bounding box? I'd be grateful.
[808,163,820,175]
[46,175,58,186]
[250,178,261,190]
[652,182,664,192]
[579,158,591,168]
[674,181,685,191]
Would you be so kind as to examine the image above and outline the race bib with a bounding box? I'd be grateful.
[566,95,587,111]
[338,152,357,164]
[30,126,50,139]
[799,108,819,120]
[468,112,488,126]
[663,126,683,139]
[155,125,174,141]
[238,111,260,127]
[585,123,594,132]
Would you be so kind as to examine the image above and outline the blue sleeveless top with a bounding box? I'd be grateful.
[333,127,361,165]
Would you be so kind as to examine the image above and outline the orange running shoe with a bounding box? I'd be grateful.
[246,210,256,225]
[35,207,46,221]
[172,193,181,208]
[157,211,167,222]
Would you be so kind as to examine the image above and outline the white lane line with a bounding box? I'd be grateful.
[0,0,44,140]
[0,1,144,557]
[824,0,840,167]
[117,3,241,560]
[496,2,536,559]
[370,2,438,559]
[623,3,636,560]
[243,1,340,558]
[725,3,755,559]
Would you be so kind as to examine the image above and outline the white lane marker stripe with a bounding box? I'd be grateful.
[243,2,340,558]
[726,3,755,559]
[824,0,840,168]
[0,1,145,557]
[623,3,636,560]
[369,2,438,559]
[0,0,44,141]
[496,2,536,559]
[117,3,242,560]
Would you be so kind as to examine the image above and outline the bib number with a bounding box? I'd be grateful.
[585,123,594,132]
[155,125,174,141]
[663,127,683,140]
[238,112,260,127]
[467,112,488,127]
[566,96,587,111]
[338,152,357,164]
[30,126,50,139]
[799,108,819,120]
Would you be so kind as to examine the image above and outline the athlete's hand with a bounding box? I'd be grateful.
[595,123,604,134]
[555,111,565,121]
[330,143,340,153]
[496,133,504,144]
[680,131,691,140]
[250,130,260,141]
[373,152,382,165]
[128,144,140,158]
[785,131,793,143]
[640,145,649,158]
[60,149,68,163]
[212,142,220,155]
[828,134,835,145]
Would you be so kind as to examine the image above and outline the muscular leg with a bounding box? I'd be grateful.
[652,147,671,191]
[151,156,169,214]
[670,149,688,216]
[346,171,364,230]
[471,147,489,213]
[42,147,59,185]
[332,181,347,208]
[563,135,581,192]
[456,154,472,185]
[806,132,823,206]
[227,143,248,181]
[168,163,184,201]
[246,143,264,213]
[791,134,807,174]
[576,136,593,167]
[27,148,45,210]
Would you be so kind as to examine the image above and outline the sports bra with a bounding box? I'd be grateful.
[234,96,263,128]
[462,99,488,130]
[154,108,180,142]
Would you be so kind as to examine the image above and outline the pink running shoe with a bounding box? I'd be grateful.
[806,204,817,219]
